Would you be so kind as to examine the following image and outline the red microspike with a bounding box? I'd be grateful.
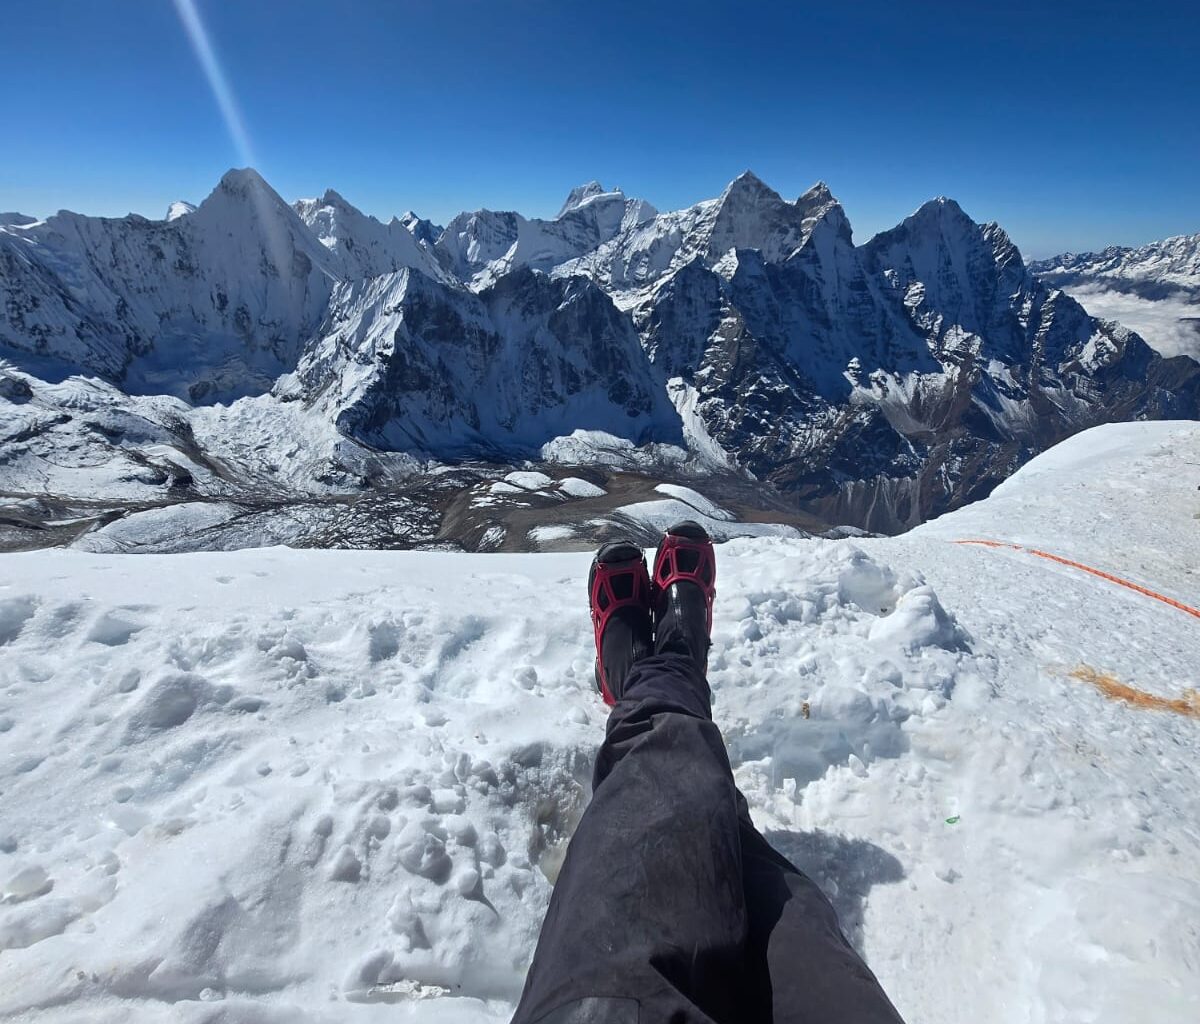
[652,531,717,634]
[589,554,651,706]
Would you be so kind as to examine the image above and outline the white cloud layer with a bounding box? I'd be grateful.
[1063,285,1200,361]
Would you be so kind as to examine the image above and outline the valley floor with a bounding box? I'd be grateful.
[1,422,1198,1023]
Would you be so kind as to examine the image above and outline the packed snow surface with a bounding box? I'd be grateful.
[1,422,1199,1023]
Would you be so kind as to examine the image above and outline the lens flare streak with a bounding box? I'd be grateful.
[172,0,255,167]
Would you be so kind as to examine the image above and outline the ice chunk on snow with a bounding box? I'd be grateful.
[529,524,576,546]
[503,470,555,491]
[868,585,965,652]
[557,476,606,498]
[653,483,734,521]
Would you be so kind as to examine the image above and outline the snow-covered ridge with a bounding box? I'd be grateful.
[293,189,454,287]
[1,420,1197,1022]
[433,182,657,291]
[296,266,682,457]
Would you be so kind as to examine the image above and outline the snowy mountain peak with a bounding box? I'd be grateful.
[214,166,276,197]
[319,187,352,207]
[871,196,997,261]
[705,170,812,261]
[398,210,443,246]
[0,212,38,227]
[194,167,303,231]
[907,195,972,228]
[293,188,451,285]
[294,190,361,234]
[435,208,527,284]
[798,181,834,205]
[718,170,781,206]
[557,181,609,217]
[979,220,1023,268]
[796,181,852,243]
[165,200,196,221]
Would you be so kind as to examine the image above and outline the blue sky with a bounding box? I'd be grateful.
[2,0,1196,257]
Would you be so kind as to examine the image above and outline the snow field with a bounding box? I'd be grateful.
[1,421,1198,1022]
[1,551,605,1021]
[0,542,970,1022]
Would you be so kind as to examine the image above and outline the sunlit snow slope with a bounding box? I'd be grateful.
[1,421,1197,1023]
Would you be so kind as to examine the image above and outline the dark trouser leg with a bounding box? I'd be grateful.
[737,796,906,1024]
[511,654,745,1024]
[510,654,906,1024]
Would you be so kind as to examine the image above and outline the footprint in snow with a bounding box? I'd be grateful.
[3,864,53,903]
[0,595,38,645]
[85,611,146,647]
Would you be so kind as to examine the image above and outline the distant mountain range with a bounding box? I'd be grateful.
[1029,234,1200,361]
[1030,234,1200,303]
[1,170,1197,549]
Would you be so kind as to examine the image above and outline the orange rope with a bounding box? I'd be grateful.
[954,539,1200,622]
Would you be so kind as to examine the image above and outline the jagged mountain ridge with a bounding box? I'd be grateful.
[2,169,1197,533]
[292,189,454,287]
[620,192,1199,527]
[433,185,657,290]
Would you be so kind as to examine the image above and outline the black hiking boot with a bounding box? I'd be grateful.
[588,541,653,705]
[651,522,716,675]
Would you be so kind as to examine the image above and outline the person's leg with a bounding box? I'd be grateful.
[510,652,750,1024]
[512,525,905,1023]
[737,795,906,1024]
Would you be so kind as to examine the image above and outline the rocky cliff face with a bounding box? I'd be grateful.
[294,266,681,457]
[3,169,1197,535]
